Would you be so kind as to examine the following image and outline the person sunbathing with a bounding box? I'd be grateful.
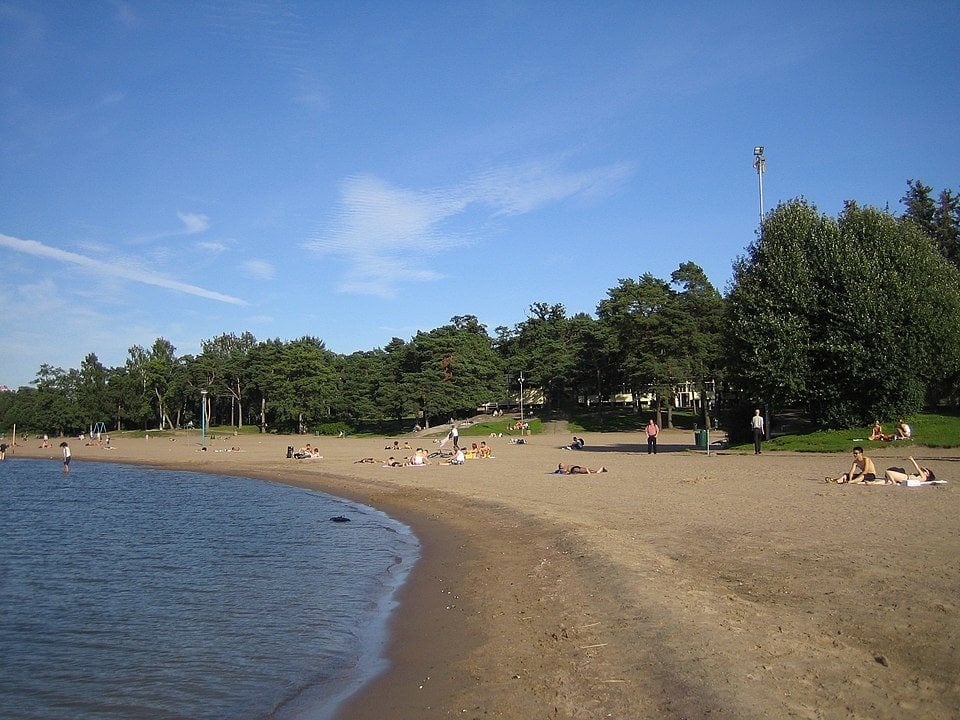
[382,456,402,467]
[869,421,884,441]
[883,456,935,485]
[554,463,607,475]
[478,441,492,458]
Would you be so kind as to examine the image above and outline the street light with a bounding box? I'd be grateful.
[753,146,766,228]
[201,389,208,450]
[518,371,525,423]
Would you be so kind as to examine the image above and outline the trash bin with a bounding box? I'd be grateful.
[694,429,708,449]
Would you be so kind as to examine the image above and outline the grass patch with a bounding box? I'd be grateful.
[728,412,959,452]
[459,418,543,437]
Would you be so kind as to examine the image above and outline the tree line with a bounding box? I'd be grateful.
[2,180,958,436]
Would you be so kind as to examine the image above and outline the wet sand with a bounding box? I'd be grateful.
[11,428,960,719]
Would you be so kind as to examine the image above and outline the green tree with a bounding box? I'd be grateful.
[78,353,113,428]
[407,316,504,424]
[727,198,960,426]
[670,262,725,428]
[198,331,257,429]
[597,275,683,425]
[902,179,960,265]
[499,303,580,412]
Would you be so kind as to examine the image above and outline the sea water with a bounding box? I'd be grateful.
[0,458,419,720]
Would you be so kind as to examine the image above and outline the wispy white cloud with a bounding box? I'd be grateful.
[131,211,211,244]
[197,240,227,253]
[242,259,275,280]
[177,211,210,234]
[305,159,632,297]
[0,233,247,305]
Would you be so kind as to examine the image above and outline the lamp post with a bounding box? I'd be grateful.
[201,389,208,450]
[518,371,525,424]
[753,146,765,228]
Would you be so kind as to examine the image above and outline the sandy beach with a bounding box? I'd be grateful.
[11,426,960,719]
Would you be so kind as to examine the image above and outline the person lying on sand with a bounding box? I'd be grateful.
[382,456,403,467]
[825,446,876,483]
[884,456,937,485]
[554,463,606,475]
[354,457,379,464]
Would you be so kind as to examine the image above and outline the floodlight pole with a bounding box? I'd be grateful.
[753,146,766,227]
[201,389,208,450]
[518,371,525,423]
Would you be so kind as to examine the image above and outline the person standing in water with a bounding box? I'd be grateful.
[60,441,71,473]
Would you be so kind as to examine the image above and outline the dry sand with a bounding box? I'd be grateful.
[11,426,960,719]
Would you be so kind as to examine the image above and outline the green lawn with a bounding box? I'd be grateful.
[732,412,959,452]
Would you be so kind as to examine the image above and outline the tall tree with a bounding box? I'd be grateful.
[670,262,725,428]
[597,275,681,424]
[902,179,960,265]
[199,331,257,429]
[728,198,960,426]
[411,317,504,423]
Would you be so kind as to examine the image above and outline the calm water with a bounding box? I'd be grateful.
[0,458,419,720]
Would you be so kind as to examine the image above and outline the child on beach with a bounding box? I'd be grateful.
[60,441,71,473]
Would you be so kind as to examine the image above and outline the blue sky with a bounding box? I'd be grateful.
[2,1,958,388]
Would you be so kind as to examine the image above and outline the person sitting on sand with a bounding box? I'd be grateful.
[826,446,876,483]
[869,421,884,441]
[478,441,492,458]
[562,436,585,450]
[385,440,400,450]
[407,448,431,466]
[884,456,935,485]
[894,419,912,440]
[554,462,606,475]
[443,448,466,465]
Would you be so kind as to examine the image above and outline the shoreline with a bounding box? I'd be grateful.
[8,430,960,718]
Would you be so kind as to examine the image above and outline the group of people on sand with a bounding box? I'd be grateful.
[826,446,937,485]
[290,443,322,459]
[869,419,912,442]
[382,447,432,467]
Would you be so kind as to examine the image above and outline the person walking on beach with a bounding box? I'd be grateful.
[750,409,764,455]
[60,441,71,473]
[645,419,660,454]
[450,423,460,451]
